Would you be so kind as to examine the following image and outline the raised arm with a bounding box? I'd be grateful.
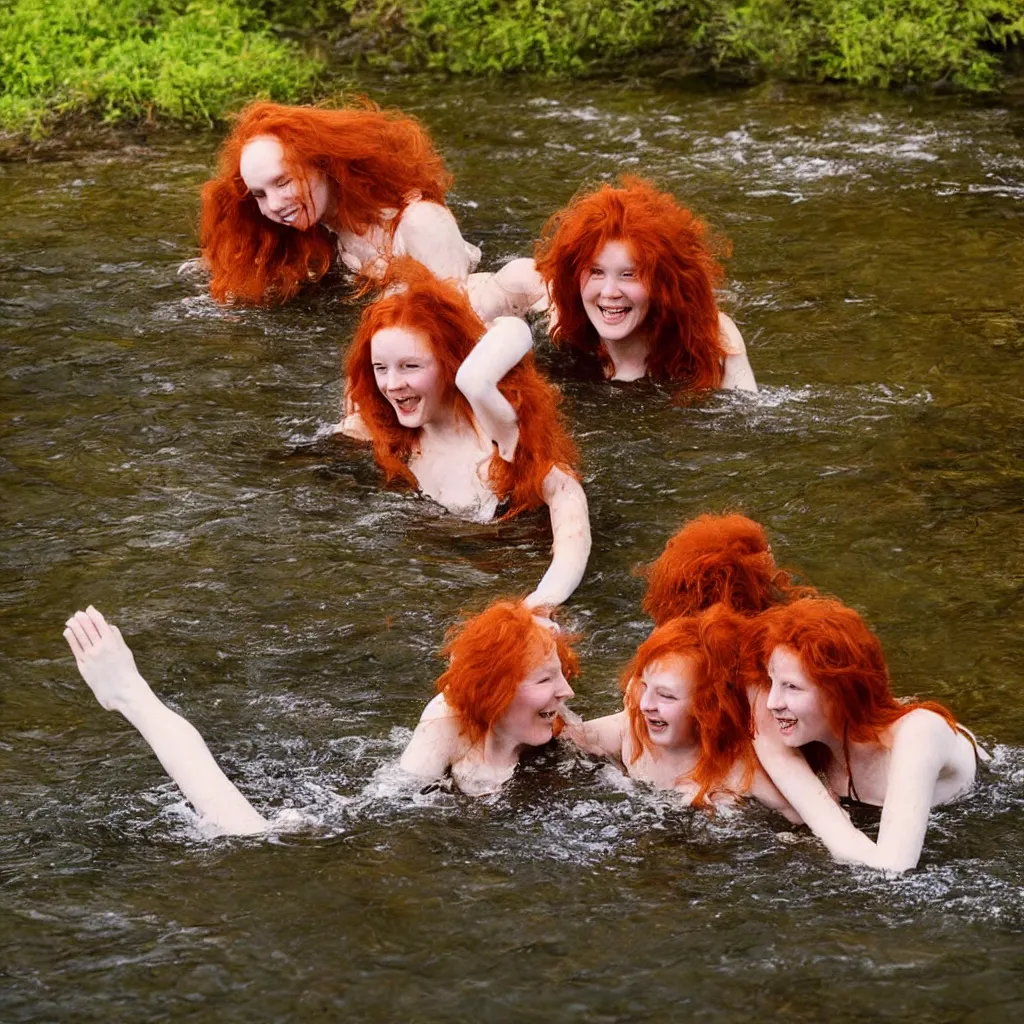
[523,466,592,609]
[718,312,757,393]
[63,607,268,836]
[454,316,533,461]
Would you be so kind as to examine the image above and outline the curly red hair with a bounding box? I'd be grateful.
[200,100,452,305]
[641,514,815,626]
[754,599,959,753]
[436,601,580,746]
[620,605,757,806]
[535,176,729,389]
[345,259,579,518]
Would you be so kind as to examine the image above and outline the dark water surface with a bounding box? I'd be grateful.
[2,76,1023,1020]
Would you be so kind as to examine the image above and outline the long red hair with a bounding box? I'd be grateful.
[436,601,580,746]
[345,259,579,518]
[535,177,729,389]
[620,605,756,806]
[200,100,452,304]
[641,514,814,625]
[754,599,959,752]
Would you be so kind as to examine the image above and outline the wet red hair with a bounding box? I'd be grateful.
[436,601,580,746]
[535,177,729,389]
[620,605,756,806]
[641,514,815,625]
[754,599,959,753]
[200,100,452,304]
[345,259,579,518]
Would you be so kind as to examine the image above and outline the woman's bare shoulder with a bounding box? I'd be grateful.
[717,311,746,356]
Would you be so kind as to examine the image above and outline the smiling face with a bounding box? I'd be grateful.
[239,135,331,230]
[635,655,696,750]
[493,642,575,749]
[766,645,833,747]
[369,325,446,429]
[579,240,651,343]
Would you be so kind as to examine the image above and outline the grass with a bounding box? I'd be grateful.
[2,1,1022,139]
[0,0,322,137]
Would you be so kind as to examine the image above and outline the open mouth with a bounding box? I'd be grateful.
[645,715,668,733]
[538,709,558,721]
[280,208,300,226]
[597,304,632,325]
[392,395,421,416]
[774,716,798,735]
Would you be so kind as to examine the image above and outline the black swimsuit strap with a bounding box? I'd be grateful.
[955,722,982,767]
[843,723,861,804]
[844,720,981,806]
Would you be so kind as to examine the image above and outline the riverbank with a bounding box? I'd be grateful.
[0,1,323,139]
[2,1,1022,141]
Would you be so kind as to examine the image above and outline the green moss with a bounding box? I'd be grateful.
[0,0,323,137]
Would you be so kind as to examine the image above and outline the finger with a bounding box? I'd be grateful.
[74,609,102,646]
[63,626,85,659]
[65,615,92,651]
[85,605,110,636]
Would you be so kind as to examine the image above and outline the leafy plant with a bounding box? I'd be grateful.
[0,0,323,136]
[342,0,1024,89]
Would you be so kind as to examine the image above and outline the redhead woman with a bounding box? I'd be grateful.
[338,260,591,609]
[198,100,541,319]
[400,601,578,795]
[61,602,578,833]
[750,599,984,871]
[566,605,796,817]
[640,513,814,626]
[534,177,757,392]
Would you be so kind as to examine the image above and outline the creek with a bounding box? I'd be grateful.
[2,75,1023,1020]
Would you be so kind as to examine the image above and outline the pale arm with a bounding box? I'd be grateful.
[523,466,592,609]
[467,258,550,324]
[752,692,946,871]
[872,712,960,871]
[63,607,268,836]
[753,733,886,866]
[718,312,758,392]
[562,711,627,760]
[397,201,481,283]
[744,766,804,824]
[454,316,533,461]
[399,693,466,779]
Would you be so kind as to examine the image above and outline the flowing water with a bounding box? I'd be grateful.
[2,74,1023,1020]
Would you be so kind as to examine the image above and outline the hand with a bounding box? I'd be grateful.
[63,606,150,713]
[523,590,554,613]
